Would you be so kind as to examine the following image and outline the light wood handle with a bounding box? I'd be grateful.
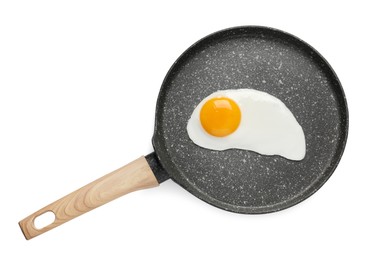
[19,156,159,240]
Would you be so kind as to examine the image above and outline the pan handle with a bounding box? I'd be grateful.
[19,156,159,240]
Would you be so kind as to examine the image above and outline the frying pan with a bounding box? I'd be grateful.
[19,26,348,240]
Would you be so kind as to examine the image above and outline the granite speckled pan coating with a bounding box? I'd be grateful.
[149,26,348,214]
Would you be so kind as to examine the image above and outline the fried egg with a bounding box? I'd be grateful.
[186,89,306,160]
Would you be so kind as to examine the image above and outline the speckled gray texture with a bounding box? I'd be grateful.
[152,26,348,214]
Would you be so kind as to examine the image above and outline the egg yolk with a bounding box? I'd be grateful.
[200,97,241,137]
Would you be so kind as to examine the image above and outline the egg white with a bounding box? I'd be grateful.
[186,89,306,160]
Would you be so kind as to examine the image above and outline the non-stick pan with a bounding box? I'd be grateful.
[19,26,348,240]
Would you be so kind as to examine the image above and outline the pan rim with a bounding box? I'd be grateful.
[152,25,349,214]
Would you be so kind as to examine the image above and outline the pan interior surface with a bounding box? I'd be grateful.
[152,26,348,214]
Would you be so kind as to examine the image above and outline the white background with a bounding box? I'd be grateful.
[1,1,373,259]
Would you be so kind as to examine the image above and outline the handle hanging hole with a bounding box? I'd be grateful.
[33,211,55,230]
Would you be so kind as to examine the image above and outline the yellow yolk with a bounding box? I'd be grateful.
[199,97,241,137]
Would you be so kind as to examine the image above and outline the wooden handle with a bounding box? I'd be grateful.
[19,156,159,240]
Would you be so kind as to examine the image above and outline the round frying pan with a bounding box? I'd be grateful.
[19,26,348,240]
